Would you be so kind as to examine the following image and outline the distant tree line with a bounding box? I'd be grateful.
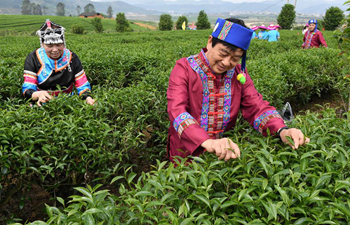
[158,10,211,31]
[21,0,44,15]
[21,0,103,17]
[21,1,344,33]
[21,0,66,16]
[277,3,344,31]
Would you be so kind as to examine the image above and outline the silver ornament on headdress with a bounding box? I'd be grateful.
[36,19,66,47]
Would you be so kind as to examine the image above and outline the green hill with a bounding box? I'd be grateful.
[0,15,158,34]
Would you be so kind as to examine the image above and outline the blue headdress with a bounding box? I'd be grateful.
[308,19,318,33]
[211,18,253,84]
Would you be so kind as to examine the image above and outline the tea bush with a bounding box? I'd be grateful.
[71,24,85,34]
[17,108,350,224]
[0,96,124,209]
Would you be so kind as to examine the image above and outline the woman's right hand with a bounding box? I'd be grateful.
[31,91,52,106]
[201,138,240,161]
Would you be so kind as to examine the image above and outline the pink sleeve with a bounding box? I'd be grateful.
[167,59,210,154]
[240,69,286,136]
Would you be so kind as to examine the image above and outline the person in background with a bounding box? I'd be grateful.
[257,25,268,40]
[250,25,259,39]
[302,23,309,35]
[167,17,310,163]
[267,24,280,42]
[22,19,95,106]
[267,23,275,31]
[302,19,328,49]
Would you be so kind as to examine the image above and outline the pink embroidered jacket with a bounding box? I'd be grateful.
[167,49,286,162]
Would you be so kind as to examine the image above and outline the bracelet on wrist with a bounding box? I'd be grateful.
[277,126,289,139]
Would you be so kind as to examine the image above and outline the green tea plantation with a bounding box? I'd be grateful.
[0,21,349,224]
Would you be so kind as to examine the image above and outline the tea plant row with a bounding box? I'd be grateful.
[15,108,350,224]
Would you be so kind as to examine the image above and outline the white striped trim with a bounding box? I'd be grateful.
[24,74,37,79]
[23,70,37,76]
[75,72,86,81]
[75,70,85,78]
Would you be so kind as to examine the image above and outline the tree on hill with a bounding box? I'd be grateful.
[33,4,42,15]
[56,2,65,16]
[277,4,296,30]
[159,14,173,31]
[29,2,35,14]
[42,5,48,15]
[76,5,81,15]
[84,3,96,13]
[116,12,130,32]
[92,17,104,33]
[324,6,344,30]
[196,10,211,30]
[107,6,113,19]
[21,0,31,15]
[176,15,188,30]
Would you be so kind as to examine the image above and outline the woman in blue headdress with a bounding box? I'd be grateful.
[302,19,328,49]
[22,19,95,106]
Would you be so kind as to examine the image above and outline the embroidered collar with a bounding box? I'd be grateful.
[36,47,71,84]
[304,30,317,49]
[39,47,70,72]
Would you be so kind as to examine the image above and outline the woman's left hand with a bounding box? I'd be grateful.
[86,96,96,105]
[280,128,310,149]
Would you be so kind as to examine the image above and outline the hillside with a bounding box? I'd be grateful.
[0,15,158,33]
[1,0,348,16]
[0,0,159,16]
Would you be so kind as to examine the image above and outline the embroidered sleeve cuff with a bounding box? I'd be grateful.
[173,112,199,138]
[23,89,36,99]
[253,110,282,134]
[79,88,92,100]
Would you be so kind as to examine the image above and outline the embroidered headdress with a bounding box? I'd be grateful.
[211,18,253,84]
[308,19,317,32]
[36,19,66,47]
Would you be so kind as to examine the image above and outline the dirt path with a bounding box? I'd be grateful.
[134,22,157,30]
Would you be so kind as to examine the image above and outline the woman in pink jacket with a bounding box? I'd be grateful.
[167,17,310,163]
[302,19,328,49]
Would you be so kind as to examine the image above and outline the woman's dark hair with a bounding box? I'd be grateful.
[211,18,248,53]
